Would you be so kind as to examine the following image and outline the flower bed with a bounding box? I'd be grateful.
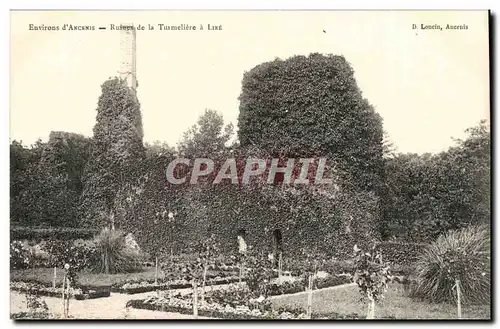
[10,282,110,300]
[115,276,243,294]
[10,239,100,271]
[126,296,366,319]
[11,312,53,320]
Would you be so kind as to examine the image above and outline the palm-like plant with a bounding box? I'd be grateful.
[94,228,142,274]
[410,225,490,305]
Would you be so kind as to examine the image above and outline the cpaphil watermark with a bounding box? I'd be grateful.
[166,158,334,185]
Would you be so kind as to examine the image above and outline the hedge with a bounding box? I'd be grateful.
[374,242,427,266]
[10,286,110,300]
[11,227,99,241]
[115,276,243,294]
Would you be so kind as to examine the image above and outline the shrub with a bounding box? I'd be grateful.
[10,240,31,269]
[47,240,99,271]
[10,239,100,271]
[94,228,144,274]
[410,225,490,305]
[353,246,393,303]
[351,245,394,319]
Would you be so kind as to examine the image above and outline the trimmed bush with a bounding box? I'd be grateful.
[410,225,490,305]
[238,53,384,192]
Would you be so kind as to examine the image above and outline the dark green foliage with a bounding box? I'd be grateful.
[230,54,384,256]
[374,242,426,266]
[48,240,100,272]
[381,121,490,241]
[33,132,90,227]
[244,251,275,297]
[10,140,44,225]
[10,238,99,271]
[10,134,90,227]
[10,240,31,270]
[80,78,145,228]
[127,295,373,319]
[178,108,234,158]
[410,225,490,305]
[168,107,380,257]
[120,142,181,257]
[315,275,353,290]
[238,53,384,192]
[39,132,91,194]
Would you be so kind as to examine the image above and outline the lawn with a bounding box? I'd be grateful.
[270,283,490,320]
[11,267,164,287]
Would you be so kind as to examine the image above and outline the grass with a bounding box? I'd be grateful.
[11,267,164,288]
[270,283,490,320]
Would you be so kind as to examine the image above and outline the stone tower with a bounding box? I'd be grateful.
[118,24,137,90]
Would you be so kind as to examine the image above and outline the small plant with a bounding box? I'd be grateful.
[245,251,274,298]
[10,240,31,269]
[410,225,490,306]
[123,306,131,319]
[353,245,393,319]
[25,290,50,319]
[196,233,220,303]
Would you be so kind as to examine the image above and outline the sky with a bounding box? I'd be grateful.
[10,10,490,154]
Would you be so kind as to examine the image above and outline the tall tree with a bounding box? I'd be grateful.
[175,109,235,248]
[10,139,45,226]
[178,109,234,158]
[36,132,90,227]
[80,77,145,229]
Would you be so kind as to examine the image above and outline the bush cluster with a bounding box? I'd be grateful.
[10,239,99,271]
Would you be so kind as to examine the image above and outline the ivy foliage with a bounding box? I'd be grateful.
[238,53,384,192]
[10,132,90,227]
[80,77,145,228]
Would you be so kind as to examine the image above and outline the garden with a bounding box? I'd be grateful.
[10,54,491,320]
[10,224,491,320]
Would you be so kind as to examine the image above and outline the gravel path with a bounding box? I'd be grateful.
[9,284,234,319]
[11,282,355,319]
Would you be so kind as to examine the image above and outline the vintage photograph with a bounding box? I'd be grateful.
[9,10,491,320]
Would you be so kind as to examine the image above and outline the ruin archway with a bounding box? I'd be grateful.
[272,229,283,273]
[237,228,247,255]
